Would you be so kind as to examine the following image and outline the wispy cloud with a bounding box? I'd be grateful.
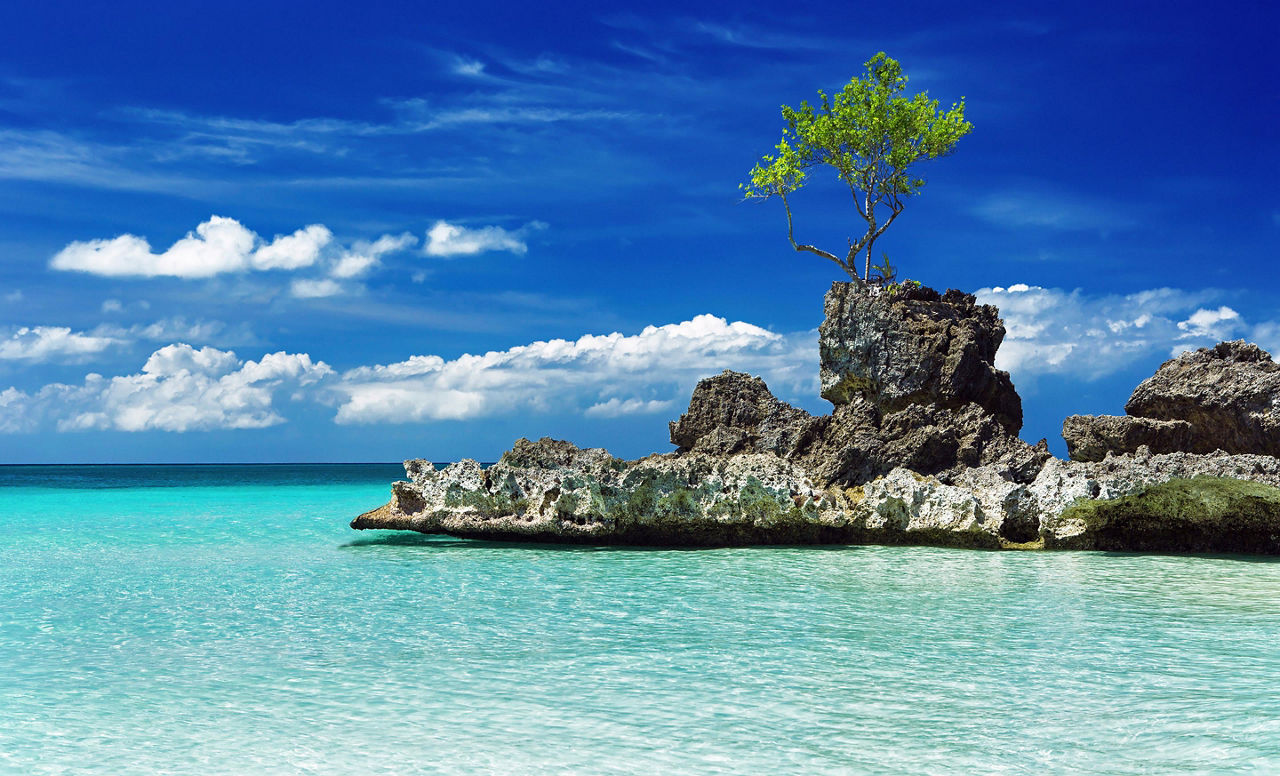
[0,326,119,362]
[971,189,1140,233]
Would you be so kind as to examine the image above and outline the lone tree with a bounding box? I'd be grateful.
[742,53,972,284]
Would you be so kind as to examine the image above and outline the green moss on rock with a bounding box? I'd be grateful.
[1057,476,1280,554]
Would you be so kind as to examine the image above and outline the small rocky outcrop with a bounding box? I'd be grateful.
[353,438,854,546]
[669,371,816,457]
[819,282,1022,431]
[1063,341,1280,461]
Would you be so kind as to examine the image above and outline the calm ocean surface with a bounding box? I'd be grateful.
[2,464,1279,775]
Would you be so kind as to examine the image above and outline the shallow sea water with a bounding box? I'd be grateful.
[2,464,1279,775]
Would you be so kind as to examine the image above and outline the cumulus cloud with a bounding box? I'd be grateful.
[975,284,1257,380]
[0,326,119,362]
[332,314,814,424]
[0,343,330,433]
[52,216,255,278]
[1176,306,1240,343]
[251,224,333,270]
[50,216,414,281]
[424,220,547,258]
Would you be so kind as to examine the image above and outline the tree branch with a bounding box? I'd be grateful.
[780,189,856,278]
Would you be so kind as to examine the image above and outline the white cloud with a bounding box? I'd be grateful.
[424,220,547,258]
[101,299,123,313]
[584,397,675,418]
[0,326,119,362]
[332,314,815,424]
[0,344,331,433]
[329,232,418,279]
[1175,306,1240,341]
[251,224,332,270]
[976,284,1257,380]
[4,290,22,303]
[50,216,414,281]
[290,278,343,298]
[52,216,255,278]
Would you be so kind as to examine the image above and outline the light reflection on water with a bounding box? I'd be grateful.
[2,466,1279,775]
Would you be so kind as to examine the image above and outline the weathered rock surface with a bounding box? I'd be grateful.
[819,282,1022,432]
[1062,415,1193,462]
[1064,340,1280,460]
[354,437,853,546]
[670,369,1049,488]
[353,440,1280,553]
[354,438,1039,548]
[669,371,817,457]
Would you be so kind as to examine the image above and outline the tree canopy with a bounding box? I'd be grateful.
[742,53,972,284]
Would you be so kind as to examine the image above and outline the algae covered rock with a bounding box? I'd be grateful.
[1044,476,1280,553]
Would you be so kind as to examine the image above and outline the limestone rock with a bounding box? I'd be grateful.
[354,437,859,546]
[797,401,1050,487]
[819,282,1022,432]
[1124,340,1280,456]
[1062,415,1193,462]
[669,370,817,456]
[859,469,1001,548]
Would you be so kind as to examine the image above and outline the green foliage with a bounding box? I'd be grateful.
[742,52,972,282]
[868,252,897,285]
[1059,476,1280,553]
[884,278,922,297]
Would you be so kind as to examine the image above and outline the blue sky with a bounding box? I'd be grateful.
[0,1,1275,463]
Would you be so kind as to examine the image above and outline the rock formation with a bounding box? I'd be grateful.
[354,283,1280,555]
[1063,340,1280,461]
[667,284,1048,486]
[819,283,1022,430]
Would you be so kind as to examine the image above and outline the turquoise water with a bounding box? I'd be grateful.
[2,465,1279,775]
